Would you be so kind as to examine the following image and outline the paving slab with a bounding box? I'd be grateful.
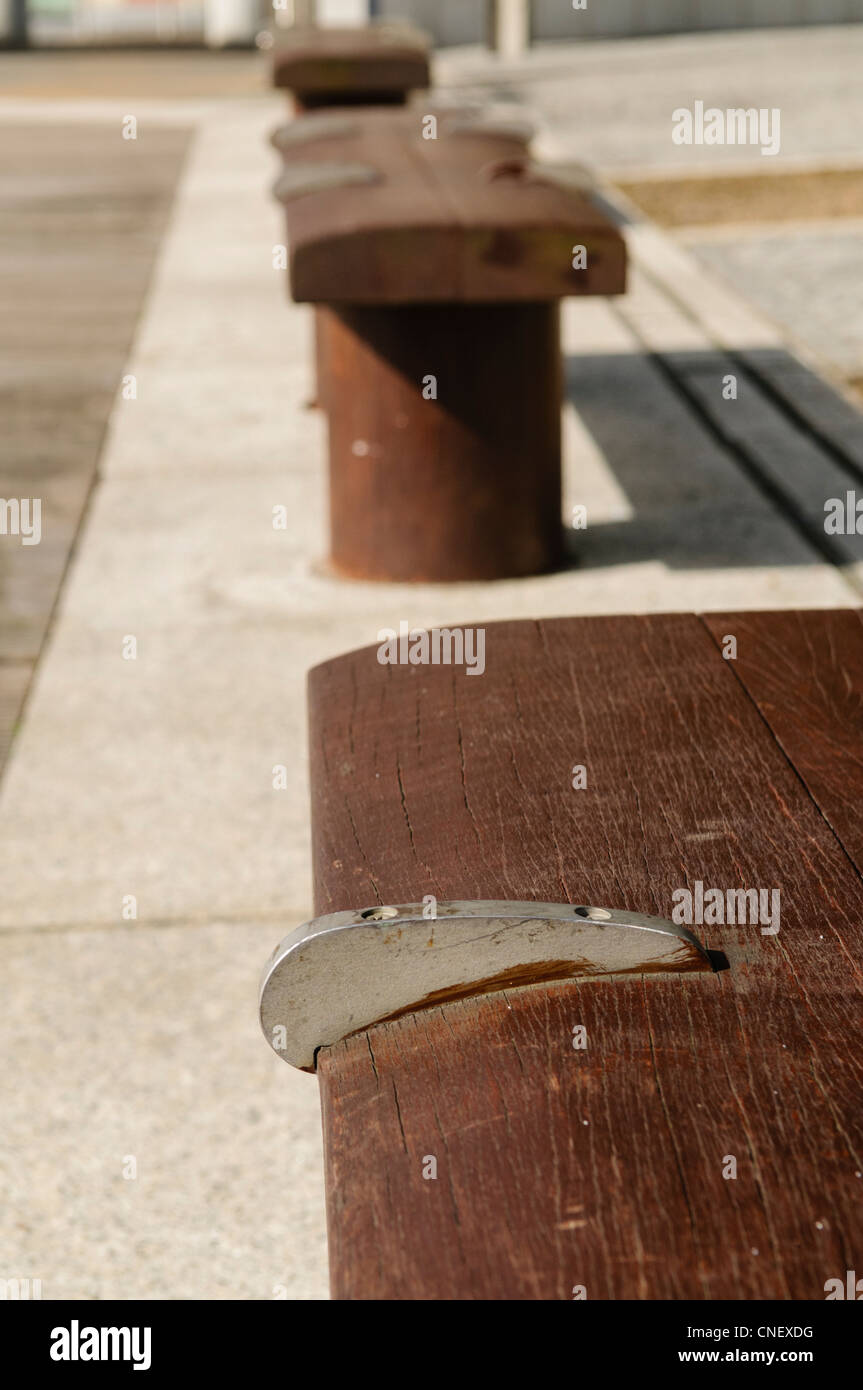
[437,26,863,172]
[0,920,328,1300]
[0,118,191,722]
[688,229,863,383]
[616,264,863,576]
[103,363,322,478]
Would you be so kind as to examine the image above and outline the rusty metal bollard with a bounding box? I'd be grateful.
[273,116,626,582]
[272,23,431,113]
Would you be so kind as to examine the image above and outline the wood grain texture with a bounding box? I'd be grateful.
[310,612,863,1300]
[702,610,863,871]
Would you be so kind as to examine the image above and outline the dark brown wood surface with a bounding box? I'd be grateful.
[271,106,533,171]
[702,609,863,870]
[272,24,430,101]
[275,116,626,304]
[310,612,863,1300]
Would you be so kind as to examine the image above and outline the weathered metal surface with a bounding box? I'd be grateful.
[260,900,713,1071]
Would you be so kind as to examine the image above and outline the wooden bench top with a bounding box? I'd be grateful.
[308,610,863,1299]
[273,116,626,304]
[271,106,535,164]
[273,24,431,97]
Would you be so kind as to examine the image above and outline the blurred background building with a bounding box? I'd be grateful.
[4,0,863,49]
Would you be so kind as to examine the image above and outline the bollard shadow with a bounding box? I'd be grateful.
[560,344,863,572]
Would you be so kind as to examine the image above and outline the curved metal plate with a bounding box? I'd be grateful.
[259,900,713,1070]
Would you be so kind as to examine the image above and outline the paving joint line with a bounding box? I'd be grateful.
[0,908,313,941]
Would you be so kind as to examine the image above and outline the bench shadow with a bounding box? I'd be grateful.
[561,346,863,571]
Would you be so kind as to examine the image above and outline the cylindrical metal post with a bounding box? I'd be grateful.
[486,0,530,57]
[323,302,563,582]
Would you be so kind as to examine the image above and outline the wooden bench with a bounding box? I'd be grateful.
[272,107,534,414]
[272,24,431,113]
[262,609,863,1299]
[273,117,626,581]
